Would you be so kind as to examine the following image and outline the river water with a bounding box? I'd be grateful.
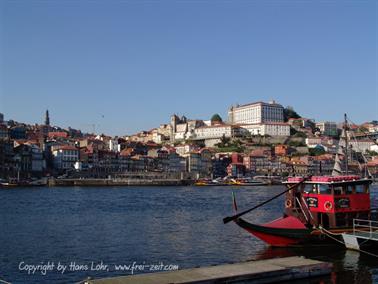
[0,184,377,283]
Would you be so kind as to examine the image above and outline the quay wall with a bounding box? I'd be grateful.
[48,178,193,187]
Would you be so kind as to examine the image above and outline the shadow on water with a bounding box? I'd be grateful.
[246,243,378,284]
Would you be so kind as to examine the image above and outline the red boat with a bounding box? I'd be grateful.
[233,175,374,247]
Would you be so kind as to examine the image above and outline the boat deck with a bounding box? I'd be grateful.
[342,219,378,250]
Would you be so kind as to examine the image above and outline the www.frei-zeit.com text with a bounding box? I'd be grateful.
[19,261,179,275]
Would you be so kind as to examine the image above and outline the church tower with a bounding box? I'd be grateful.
[45,109,50,126]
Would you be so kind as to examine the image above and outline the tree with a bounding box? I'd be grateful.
[309,147,326,156]
[211,114,223,123]
[283,106,301,122]
[294,131,307,138]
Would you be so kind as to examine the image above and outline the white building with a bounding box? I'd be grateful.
[109,139,120,152]
[349,140,375,153]
[240,123,290,136]
[170,115,205,142]
[194,124,233,139]
[174,144,198,157]
[370,144,378,152]
[306,137,322,147]
[52,145,79,170]
[368,125,378,133]
[316,121,338,136]
[228,100,284,125]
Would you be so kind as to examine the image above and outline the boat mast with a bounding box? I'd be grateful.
[344,113,349,175]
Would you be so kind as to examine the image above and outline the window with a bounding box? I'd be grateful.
[304,184,316,194]
[333,186,343,195]
[356,184,368,194]
[319,185,331,194]
[346,185,354,194]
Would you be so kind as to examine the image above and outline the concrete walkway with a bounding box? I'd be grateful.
[84,256,332,284]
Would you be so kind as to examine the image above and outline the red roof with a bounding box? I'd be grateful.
[56,145,78,151]
[120,148,134,157]
[48,131,68,138]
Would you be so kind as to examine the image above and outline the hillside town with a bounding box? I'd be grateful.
[1,100,378,185]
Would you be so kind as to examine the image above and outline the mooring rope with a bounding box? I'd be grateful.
[317,225,378,258]
[0,278,11,284]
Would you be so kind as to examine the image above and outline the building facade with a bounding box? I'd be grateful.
[194,124,233,139]
[52,146,79,171]
[228,100,284,125]
[240,122,290,136]
[316,121,338,136]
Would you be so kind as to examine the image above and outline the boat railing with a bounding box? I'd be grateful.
[353,219,378,239]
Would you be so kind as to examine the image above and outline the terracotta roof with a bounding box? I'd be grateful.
[120,148,134,157]
[56,145,78,151]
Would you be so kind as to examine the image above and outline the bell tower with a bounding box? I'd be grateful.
[45,109,50,126]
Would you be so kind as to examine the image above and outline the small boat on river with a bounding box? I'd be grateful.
[194,177,267,186]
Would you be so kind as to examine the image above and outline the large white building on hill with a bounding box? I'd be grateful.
[228,100,284,125]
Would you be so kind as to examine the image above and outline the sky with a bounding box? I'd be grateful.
[1,0,377,136]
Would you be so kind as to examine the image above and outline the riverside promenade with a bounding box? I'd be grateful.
[85,256,332,284]
[48,172,195,186]
[49,178,192,186]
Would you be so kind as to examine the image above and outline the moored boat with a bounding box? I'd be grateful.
[226,114,377,247]
[234,175,373,247]
[194,177,267,186]
[253,175,283,185]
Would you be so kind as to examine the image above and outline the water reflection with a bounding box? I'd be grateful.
[0,185,377,283]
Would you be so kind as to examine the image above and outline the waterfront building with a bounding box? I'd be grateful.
[109,138,120,152]
[228,100,284,125]
[10,126,27,140]
[241,148,274,175]
[212,155,231,178]
[0,113,3,124]
[0,124,9,140]
[52,145,79,171]
[0,140,15,179]
[186,148,212,177]
[316,121,338,137]
[13,144,33,178]
[167,152,186,172]
[30,144,46,175]
[227,163,246,177]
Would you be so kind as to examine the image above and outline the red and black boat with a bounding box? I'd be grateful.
[233,175,374,247]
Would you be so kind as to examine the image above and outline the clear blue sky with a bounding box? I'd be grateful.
[1,0,377,136]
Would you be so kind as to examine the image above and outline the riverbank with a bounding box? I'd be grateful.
[48,178,193,187]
